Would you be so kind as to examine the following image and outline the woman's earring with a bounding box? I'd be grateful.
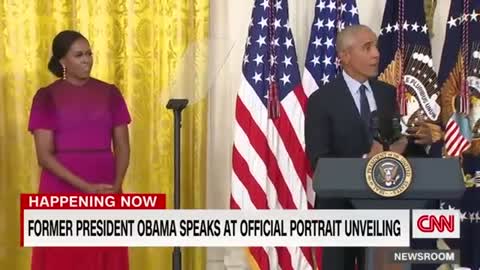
[62,65,66,80]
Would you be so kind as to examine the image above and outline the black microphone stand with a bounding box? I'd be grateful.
[388,116,403,151]
[371,112,390,151]
[381,140,390,151]
[371,113,402,151]
[166,98,188,270]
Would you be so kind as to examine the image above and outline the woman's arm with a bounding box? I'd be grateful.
[33,129,112,193]
[112,125,130,192]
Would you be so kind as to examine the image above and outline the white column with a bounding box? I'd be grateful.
[224,247,250,270]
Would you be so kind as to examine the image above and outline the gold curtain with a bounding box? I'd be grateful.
[0,0,208,269]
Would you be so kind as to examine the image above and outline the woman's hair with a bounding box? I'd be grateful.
[48,30,87,77]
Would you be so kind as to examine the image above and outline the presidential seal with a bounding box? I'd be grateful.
[365,151,412,198]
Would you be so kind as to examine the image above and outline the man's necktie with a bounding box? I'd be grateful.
[359,84,371,124]
[359,84,372,143]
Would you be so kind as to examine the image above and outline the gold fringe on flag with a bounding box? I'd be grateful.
[424,0,437,38]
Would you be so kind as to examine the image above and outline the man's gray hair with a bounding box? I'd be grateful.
[336,24,373,52]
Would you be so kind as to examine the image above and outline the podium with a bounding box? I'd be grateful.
[313,157,465,270]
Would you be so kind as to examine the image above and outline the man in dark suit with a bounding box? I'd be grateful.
[305,25,407,165]
[304,24,438,270]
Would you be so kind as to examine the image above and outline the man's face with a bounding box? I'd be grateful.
[342,28,380,80]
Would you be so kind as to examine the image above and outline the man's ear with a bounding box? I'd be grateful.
[338,50,348,66]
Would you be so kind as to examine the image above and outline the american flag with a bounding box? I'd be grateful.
[230,0,316,269]
[302,0,359,96]
[377,0,440,119]
[438,0,480,158]
[445,112,472,157]
[438,2,480,267]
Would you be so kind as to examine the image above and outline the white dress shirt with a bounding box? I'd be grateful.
[342,70,377,114]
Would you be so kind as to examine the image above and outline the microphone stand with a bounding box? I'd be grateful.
[371,112,390,151]
[381,140,390,151]
[371,114,402,152]
[166,98,188,270]
[388,116,403,152]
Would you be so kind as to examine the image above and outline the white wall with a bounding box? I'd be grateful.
[207,0,451,268]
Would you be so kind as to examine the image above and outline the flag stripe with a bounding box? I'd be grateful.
[236,88,298,209]
[301,69,319,97]
[450,133,464,155]
[231,172,258,210]
[293,83,309,113]
[448,133,462,155]
[299,247,314,268]
[232,146,269,209]
[235,82,314,268]
[276,247,294,270]
[445,127,458,142]
[233,141,313,270]
[276,106,309,199]
[231,198,273,270]
[282,246,315,270]
[446,119,456,131]
[238,77,310,209]
[249,247,271,270]
[231,197,277,270]
[234,109,278,207]
[314,247,323,269]
[445,114,472,157]
[237,86,316,267]
[458,140,470,155]
[445,130,458,147]
[230,196,240,210]
[445,128,460,149]
[279,91,307,153]
[445,121,458,134]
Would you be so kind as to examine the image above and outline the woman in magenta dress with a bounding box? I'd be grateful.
[28,30,131,270]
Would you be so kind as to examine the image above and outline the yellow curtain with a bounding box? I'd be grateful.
[0,1,208,269]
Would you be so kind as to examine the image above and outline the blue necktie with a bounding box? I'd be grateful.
[359,84,372,143]
[359,84,371,125]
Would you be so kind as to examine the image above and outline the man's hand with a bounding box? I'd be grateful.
[367,140,384,158]
[390,136,408,154]
[407,121,442,145]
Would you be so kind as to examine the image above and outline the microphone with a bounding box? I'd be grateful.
[370,110,382,142]
[370,110,392,150]
[392,115,402,141]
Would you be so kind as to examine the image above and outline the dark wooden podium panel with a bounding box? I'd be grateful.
[313,157,464,270]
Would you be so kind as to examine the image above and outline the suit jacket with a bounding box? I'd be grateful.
[305,74,426,168]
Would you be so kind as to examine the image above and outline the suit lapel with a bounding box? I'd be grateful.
[337,74,372,149]
[336,74,362,122]
[370,80,384,112]
[370,79,394,139]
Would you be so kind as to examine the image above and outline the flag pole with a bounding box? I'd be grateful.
[166,98,189,270]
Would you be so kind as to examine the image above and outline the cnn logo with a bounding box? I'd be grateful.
[412,210,460,239]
